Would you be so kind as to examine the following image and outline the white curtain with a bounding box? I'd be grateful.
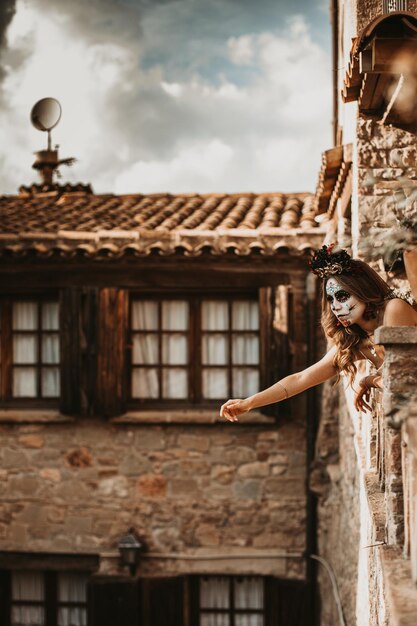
[12,302,60,398]
[232,301,259,330]
[131,301,159,398]
[42,303,59,330]
[41,302,60,397]
[11,571,45,626]
[131,299,259,400]
[234,617,263,626]
[132,300,158,330]
[202,301,259,399]
[131,301,189,399]
[12,303,37,398]
[200,577,263,626]
[57,573,87,626]
[201,616,230,626]
[234,577,263,608]
[200,576,229,609]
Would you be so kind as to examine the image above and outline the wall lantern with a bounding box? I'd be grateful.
[118,528,144,576]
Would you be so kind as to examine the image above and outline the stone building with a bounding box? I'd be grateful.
[2,3,417,625]
[0,136,325,624]
[313,2,417,625]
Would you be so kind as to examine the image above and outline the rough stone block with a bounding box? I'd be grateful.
[237,462,270,478]
[168,478,199,498]
[65,447,93,468]
[264,477,306,498]
[98,476,129,498]
[224,447,256,464]
[134,474,166,498]
[134,429,166,450]
[39,468,61,482]
[47,507,66,523]
[209,465,233,484]
[233,480,261,500]
[177,434,209,452]
[18,435,44,448]
[195,524,221,547]
[63,516,93,534]
[9,476,40,496]
[2,449,29,469]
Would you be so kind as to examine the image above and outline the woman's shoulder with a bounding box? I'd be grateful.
[383,297,417,326]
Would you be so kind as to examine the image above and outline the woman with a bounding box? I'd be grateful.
[220,245,417,421]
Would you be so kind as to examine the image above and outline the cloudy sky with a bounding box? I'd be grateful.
[0,0,332,196]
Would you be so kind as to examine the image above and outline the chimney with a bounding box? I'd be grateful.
[32,148,75,187]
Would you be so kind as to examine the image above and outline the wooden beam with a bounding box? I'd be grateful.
[359,73,379,111]
[0,551,99,571]
[371,37,417,73]
[359,72,395,113]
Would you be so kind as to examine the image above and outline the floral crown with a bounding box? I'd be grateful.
[309,244,353,279]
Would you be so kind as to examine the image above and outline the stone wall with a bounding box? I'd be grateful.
[354,118,417,261]
[0,416,307,578]
[357,1,417,34]
[314,384,361,626]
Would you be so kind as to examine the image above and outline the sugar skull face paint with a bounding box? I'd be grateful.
[325,278,366,326]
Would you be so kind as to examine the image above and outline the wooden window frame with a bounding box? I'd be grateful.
[0,295,60,408]
[128,291,262,410]
[0,569,88,626]
[190,575,266,626]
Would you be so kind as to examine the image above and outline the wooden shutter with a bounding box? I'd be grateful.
[142,576,185,626]
[259,286,291,418]
[95,288,128,417]
[0,571,11,626]
[89,579,141,626]
[265,577,309,626]
[60,287,98,416]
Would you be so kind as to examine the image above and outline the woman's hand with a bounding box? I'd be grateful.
[354,377,372,413]
[220,398,251,422]
[354,374,382,413]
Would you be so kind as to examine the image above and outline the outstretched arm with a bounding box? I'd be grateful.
[220,345,337,422]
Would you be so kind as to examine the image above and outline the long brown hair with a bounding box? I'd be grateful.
[320,259,392,383]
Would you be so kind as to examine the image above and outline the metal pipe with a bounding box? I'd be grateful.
[310,554,346,626]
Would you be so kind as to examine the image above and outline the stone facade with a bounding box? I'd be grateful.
[0,417,307,578]
[315,3,417,625]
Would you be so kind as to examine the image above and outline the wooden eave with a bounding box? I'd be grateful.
[315,144,352,218]
[342,13,417,132]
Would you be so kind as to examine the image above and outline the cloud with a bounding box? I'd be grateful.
[115,139,234,194]
[114,15,332,193]
[0,0,16,48]
[228,35,254,66]
[0,0,331,195]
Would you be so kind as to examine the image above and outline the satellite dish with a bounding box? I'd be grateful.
[30,97,62,132]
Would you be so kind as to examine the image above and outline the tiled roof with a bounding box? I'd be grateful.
[0,187,325,259]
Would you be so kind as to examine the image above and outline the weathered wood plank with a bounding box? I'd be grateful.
[96,288,128,417]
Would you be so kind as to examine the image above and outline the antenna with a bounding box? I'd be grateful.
[30,98,76,186]
[31,97,62,151]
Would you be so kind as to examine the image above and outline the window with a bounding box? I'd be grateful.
[0,299,60,403]
[197,576,265,626]
[1,570,88,626]
[129,295,260,405]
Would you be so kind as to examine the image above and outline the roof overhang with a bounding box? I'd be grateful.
[0,227,326,261]
[315,144,352,219]
[343,12,417,131]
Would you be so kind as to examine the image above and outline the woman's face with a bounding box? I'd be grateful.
[325,277,366,327]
